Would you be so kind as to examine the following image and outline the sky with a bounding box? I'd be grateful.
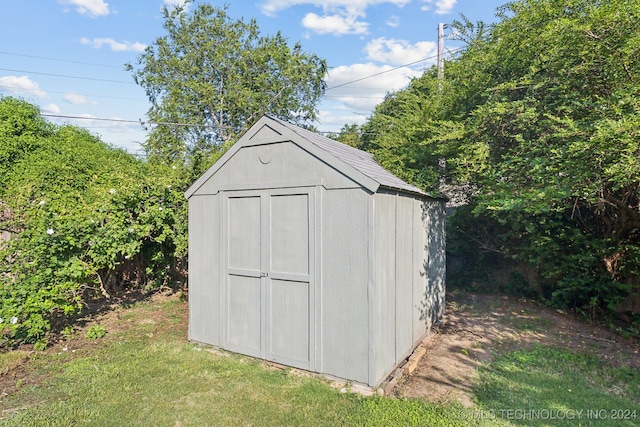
[1,0,504,154]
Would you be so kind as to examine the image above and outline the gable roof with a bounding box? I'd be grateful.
[267,116,429,197]
[185,115,434,199]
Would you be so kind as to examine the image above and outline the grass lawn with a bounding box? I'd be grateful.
[474,345,639,427]
[0,296,466,427]
[1,293,638,426]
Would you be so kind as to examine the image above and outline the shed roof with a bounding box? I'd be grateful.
[267,116,427,197]
[185,115,434,199]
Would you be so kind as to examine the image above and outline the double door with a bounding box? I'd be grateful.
[222,189,315,370]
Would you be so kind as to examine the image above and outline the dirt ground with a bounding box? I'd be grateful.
[393,291,640,406]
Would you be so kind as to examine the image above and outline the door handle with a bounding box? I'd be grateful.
[260,272,269,278]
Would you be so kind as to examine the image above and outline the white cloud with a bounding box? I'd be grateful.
[43,104,61,114]
[0,76,46,98]
[58,0,110,18]
[302,11,368,35]
[80,37,147,52]
[385,15,400,28]
[64,93,96,105]
[365,37,438,66]
[421,0,457,14]
[316,108,368,130]
[324,62,421,112]
[259,0,410,16]
[162,0,189,10]
[259,1,410,36]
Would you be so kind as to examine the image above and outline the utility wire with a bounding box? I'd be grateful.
[0,68,134,84]
[41,113,237,129]
[0,85,146,102]
[0,51,123,69]
[325,47,463,91]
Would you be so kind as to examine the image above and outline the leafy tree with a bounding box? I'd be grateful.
[126,1,327,170]
[328,123,362,148]
[360,0,640,318]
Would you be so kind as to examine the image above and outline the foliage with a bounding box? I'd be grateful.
[0,97,188,346]
[126,1,327,172]
[85,324,106,340]
[357,0,640,318]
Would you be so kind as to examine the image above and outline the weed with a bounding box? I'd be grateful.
[85,324,106,340]
[61,326,76,339]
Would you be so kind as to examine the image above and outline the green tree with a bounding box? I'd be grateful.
[327,123,362,148]
[360,0,640,318]
[126,2,327,170]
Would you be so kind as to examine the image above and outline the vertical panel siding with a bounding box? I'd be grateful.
[188,194,221,345]
[412,198,429,341]
[427,201,447,325]
[321,188,369,384]
[371,191,397,385]
[395,195,414,360]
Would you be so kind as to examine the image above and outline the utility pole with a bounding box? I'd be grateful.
[437,23,445,90]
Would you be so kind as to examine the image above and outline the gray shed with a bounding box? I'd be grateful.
[185,115,446,387]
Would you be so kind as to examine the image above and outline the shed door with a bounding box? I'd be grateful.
[222,189,314,370]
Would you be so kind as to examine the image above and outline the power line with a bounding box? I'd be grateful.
[40,113,237,129]
[39,113,353,135]
[0,85,146,102]
[0,68,134,84]
[325,47,463,91]
[41,114,141,124]
[0,51,123,69]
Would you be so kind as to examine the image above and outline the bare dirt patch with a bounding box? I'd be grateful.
[393,291,640,406]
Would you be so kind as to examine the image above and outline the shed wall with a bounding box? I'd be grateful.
[371,191,397,385]
[319,187,370,384]
[370,192,445,386]
[395,195,415,358]
[194,142,360,195]
[424,200,447,328]
[188,194,221,346]
[413,198,430,342]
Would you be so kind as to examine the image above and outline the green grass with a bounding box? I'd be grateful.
[474,345,640,427]
[1,296,638,426]
[0,298,467,427]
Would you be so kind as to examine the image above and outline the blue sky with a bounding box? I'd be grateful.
[1,0,504,154]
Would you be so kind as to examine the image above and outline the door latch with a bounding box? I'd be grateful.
[260,272,269,278]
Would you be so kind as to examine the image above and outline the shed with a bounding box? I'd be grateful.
[185,115,446,387]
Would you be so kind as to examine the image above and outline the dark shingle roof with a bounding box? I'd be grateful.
[269,116,428,197]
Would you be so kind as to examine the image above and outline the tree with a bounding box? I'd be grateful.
[359,0,640,318]
[328,123,362,148]
[127,2,327,169]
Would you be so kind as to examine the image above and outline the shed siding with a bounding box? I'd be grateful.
[395,194,415,360]
[320,188,369,384]
[194,142,360,195]
[426,201,447,328]
[371,191,397,385]
[188,194,221,346]
[413,199,430,341]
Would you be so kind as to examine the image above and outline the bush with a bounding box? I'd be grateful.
[0,97,189,347]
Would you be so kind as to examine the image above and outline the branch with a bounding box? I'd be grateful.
[456,228,506,255]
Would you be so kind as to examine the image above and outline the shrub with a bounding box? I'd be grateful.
[0,97,189,347]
